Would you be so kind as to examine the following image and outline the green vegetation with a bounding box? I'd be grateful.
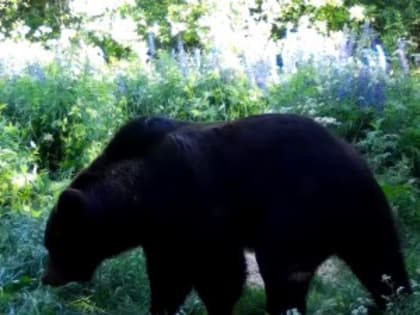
[1,1,420,314]
[1,0,418,60]
[0,55,419,314]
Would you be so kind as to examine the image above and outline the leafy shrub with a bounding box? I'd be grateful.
[381,74,420,178]
[356,122,419,226]
[0,111,46,212]
[115,52,267,122]
[0,63,127,175]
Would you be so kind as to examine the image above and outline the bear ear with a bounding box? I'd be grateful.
[57,188,88,218]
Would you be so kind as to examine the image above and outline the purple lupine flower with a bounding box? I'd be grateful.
[356,66,371,108]
[147,32,156,60]
[252,59,271,90]
[193,48,201,71]
[397,38,410,74]
[370,78,386,111]
[115,73,128,96]
[176,36,189,77]
[336,70,354,102]
[25,63,46,81]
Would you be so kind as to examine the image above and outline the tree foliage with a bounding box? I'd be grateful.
[120,0,208,49]
[0,0,75,40]
[346,0,420,50]
[0,0,418,56]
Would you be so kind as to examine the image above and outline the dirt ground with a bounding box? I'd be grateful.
[245,252,340,287]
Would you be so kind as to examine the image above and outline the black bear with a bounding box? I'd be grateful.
[86,116,191,169]
[42,113,411,315]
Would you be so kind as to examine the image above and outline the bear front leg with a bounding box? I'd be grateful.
[144,247,193,315]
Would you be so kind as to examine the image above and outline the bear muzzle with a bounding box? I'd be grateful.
[42,258,95,286]
[42,265,70,287]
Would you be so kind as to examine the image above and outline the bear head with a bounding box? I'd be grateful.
[42,188,105,286]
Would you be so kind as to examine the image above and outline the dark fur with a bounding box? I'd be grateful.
[85,116,190,169]
[43,114,411,315]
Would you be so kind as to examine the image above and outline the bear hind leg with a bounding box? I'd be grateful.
[193,246,246,315]
[255,245,325,315]
[337,238,411,310]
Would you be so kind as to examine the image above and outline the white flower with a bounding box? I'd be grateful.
[110,17,138,43]
[19,25,31,37]
[396,286,405,295]
[284,308,302,315]
[11,174,27,189]
[307,0,326,8]
[11,167,37,189]
[61,28,77,41]
[38,25,53,35]
[314,116,340,126]
[149,23,160,36]
[42,133,54,142]
[381,274,391,282]
[327,0,343,7]
[351,305,368,315]
[349,5,365,21]
[170,22,187,37]
[314,20,328,34]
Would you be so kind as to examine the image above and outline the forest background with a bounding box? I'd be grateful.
[0,1,420,314]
